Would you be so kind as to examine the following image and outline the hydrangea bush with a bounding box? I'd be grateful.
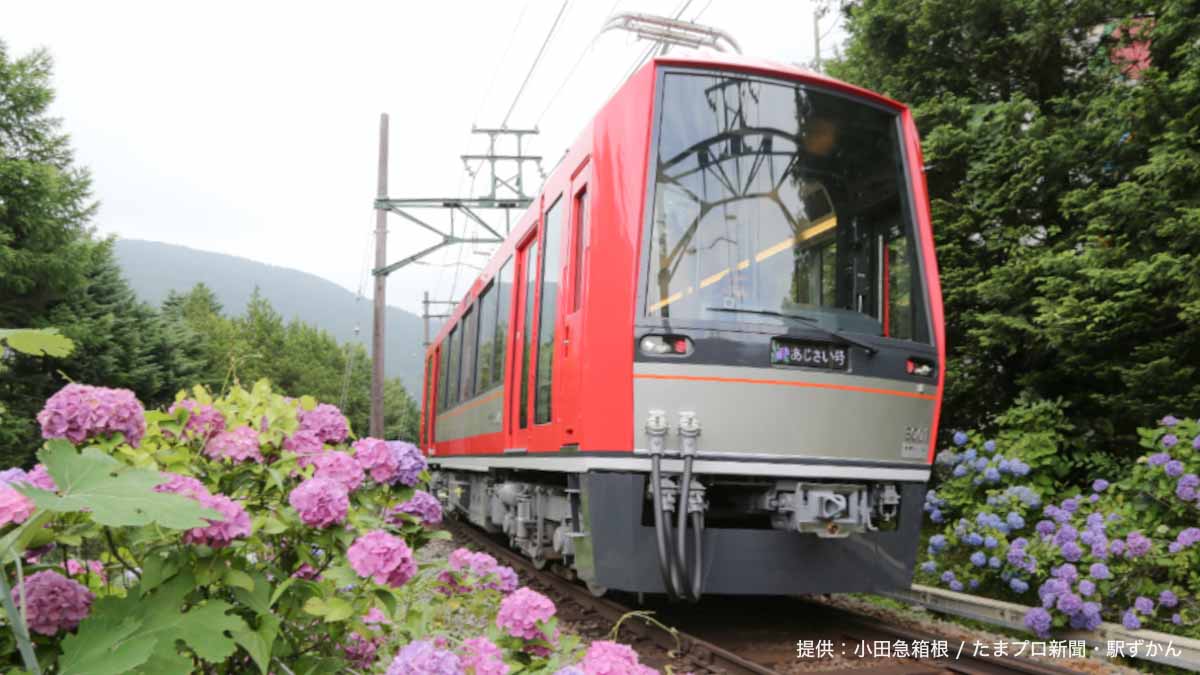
[918,415,1199,639]
[0,381,662,674]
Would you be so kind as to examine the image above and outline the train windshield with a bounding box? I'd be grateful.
[643,71,931,343]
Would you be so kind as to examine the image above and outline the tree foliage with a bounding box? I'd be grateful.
[829,0,1200,466]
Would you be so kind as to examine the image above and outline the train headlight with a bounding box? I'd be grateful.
[640,335,693,356]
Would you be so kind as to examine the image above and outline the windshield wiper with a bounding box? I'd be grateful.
[704,306,879,356]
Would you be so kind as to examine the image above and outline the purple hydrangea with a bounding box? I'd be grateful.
[1024,607,1052,637]
[1165,460,1185,477]
[1162,434,1178,448]
[1089,563,1111,580]
[387,441,427,487]
[1173,613,1183,625]
[37,383,146,447]
[1056,592,1083,614]
[1060,542,1083,562]
[354,438,399,483]
[167,399,226,441]
[984,440,997,453]
[1177,474,1199,502]
[1010,578,1029,593]
[496,587,557,641]
[1123,610,1142,630]
[1161,415,1179,427]
[1159,590,1178,608]
[1148,452,1172,466]
[1092,479,1109,493]
[1078,580,1096,596]
[460,637,508,675]
[391,490,443,526]
[13,570,94,635]
[385,640,461,675]
[949,580,964,591]
[1134,596,1154,614]
[203,425,263,464]
[313,451,365,492]
[1125,531,1152,558]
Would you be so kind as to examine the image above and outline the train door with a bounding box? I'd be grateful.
[509,231,540,451]
[528,195,566,453]
[557,166,590,446]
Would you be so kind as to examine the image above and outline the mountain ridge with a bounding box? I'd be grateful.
[113,238,426,393]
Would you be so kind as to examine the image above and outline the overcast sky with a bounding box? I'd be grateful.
[6,0,846,316]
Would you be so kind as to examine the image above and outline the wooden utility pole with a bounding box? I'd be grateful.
[813,8,823,72]
[370,113,389,438]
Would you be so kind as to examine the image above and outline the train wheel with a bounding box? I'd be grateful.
[586,581,608,598]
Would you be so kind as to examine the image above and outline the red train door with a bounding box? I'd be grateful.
[557,165,590,446]
[509,232,540,451]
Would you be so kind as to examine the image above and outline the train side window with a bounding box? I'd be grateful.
[571,189,589,312]
[535,197,563,425]
[494,258,514,386]
[438,336,451,412]
[519,242,539,429]
[475,282,498,395]
[459,305,478,402]
[446,323,461,407]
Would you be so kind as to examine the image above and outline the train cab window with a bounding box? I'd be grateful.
[459,305,478,402]
[643,71,932,343]
[535,197,564,425]
[475,283,498,395]
[495,258,514,386]
[446,324,461,406]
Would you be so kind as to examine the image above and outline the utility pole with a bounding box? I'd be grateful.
[813,6,829,72]
[370,113,388,438]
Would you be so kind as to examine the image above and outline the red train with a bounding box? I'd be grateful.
[420,52,944,599]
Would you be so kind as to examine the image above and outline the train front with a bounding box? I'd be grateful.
[593,63,944,598]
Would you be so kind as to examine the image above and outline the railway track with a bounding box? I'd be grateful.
[443,517,1086,675]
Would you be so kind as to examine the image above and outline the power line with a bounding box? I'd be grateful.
[473,1,532,128]
[534,0,624,127]
[501,0,572,128]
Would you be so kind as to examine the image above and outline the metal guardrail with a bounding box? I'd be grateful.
[882,584,1200,672]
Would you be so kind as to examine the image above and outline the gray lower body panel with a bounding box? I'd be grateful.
[586,471,924,595]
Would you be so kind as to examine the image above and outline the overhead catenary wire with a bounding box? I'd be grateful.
[533,0,624,128]
[501,0,572,128]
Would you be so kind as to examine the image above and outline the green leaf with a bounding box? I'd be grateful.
[303,596,353,622]
[224,568,255,592]
[17,441,219,529]
[0,511,54,562]
[232,572,271,616]
[232,616,279,674]
[58,616,154,675]
[0,328,75,357]
[428,529,453,540]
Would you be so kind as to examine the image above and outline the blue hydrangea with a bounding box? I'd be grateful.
[969,579,980,589]
[1011,460,1030,476]
[963,447,977,461]
[1060,541,1083,562]
[950,580,964,592]
[984,440,997,453]
[984,535,998,549]
[966,532,984,547]
[1089,563,1111,579]
[970,551,987,567]
[1123,609,1142,630]
[1079,580,1096,596]
[984,467,1001,483]
[1024,607,1052,637]
[1010,578,1029,593]
[930,509,943,523]
[1006,512,1025,530]
[920,561,937,574]
[929,535,947,552]
[941,570,956,583]
[953,464,969,478]
[974,458,990,471]
[989,556,1002,569]
[1134,596,1155,614]
[953,431,968,446]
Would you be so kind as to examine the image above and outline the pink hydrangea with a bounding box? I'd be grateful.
[461,636,509,675]
[439,548,518,595]
[204,425,263,464]
[284,429,325,468]
[344,632,381,670]
[496,587,556,641]
[288,478,349,528]
[26,464,57,491]
[0,484,36,526]
[578,641,657,675]
[154,472,211,500]
[37,383,146,447]
[390,490,443,526]
[64,559,106,584]
[354,437,399,483]
[167,399,227,441]
[387,441,428,487]
[386,640,462,675]
[363,607,390,625]
[486,566,519,594]
[12,570,94,635]
[183,493,252,548]
[298,403,350,443]
[313,451,364,492]
[348,530,417,588]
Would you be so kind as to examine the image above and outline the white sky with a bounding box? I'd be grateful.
[6,0,846,315]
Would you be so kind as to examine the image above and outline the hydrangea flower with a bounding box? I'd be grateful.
[1134,596,1155,614]
[1122,609,1141,630]
[37,383,147,446]
[25,464,56,491]
[461,637,509,675]
[391,490,443,526]
[1148,452,1171,466]
[288,477,350,528]
[204,425,263,464]
[1161,415,1179,427]
[1162,434,1178,448]
[487,566,520,594]
[1089,563,1111,580]
[183,493,252,548]
[970,551,986,567]
[1125,531,1152,558]
[313,451,365,492]
[928,535,946,553]
[1092,479,1109,493]
[13,570,94,635]
[354,438,399,483]
[154,472,211,500]
[167,399,226,440]
[577,640,657,675]
[1010,578,1029,593]
[496,587,556,641]
[0,484,36,526]
[953,431,968,446]
[344,632,381,670]
[348,530,417,588]
[385,640,462,675]
[1078,580,1096,596]
[983,440,996,453]
[1176,474,1199,502]
[298,403,350,444]
[284,429,325,467]
[387,441,428,487]
[1024,607,1052,637]
[65,559,106,583]
[920,561,937,574]
[1165,460,1185,477]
